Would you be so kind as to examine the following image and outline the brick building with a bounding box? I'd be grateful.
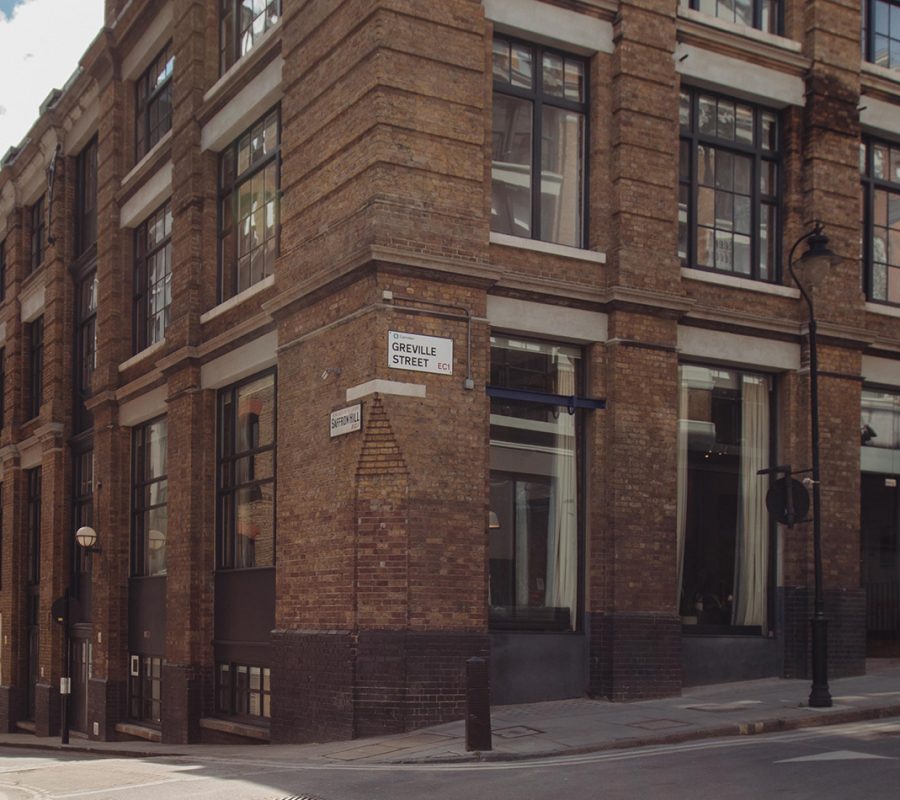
[0,0,898,745]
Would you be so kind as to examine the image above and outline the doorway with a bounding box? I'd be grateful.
[861,474,900,656]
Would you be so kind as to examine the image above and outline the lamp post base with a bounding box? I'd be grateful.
[808,613,832,708]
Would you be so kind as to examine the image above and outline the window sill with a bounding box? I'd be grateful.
[677,7,801,54]
[121,131,172,192]
[203,19,282,107]
[681,267,799,299]
[199,716,270,742]
[865,301,900,319]
[201,274,275,324]
[115,722,161,742]
[490,232,606,264]
[861,61,900,87]
[118,339,166,373]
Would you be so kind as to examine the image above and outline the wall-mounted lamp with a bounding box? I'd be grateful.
[861,424,877,446]
[74,525,101,553]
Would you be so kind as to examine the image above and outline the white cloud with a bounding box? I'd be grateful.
[0,0,104,155]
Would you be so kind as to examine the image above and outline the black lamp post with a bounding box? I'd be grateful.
[787,221,841,709]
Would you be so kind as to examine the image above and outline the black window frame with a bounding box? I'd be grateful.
[131,416,168,578]
[491,34,589,249]
[75,137,98,258]
[74,272,97,433]
[217,107,280,303]
[860,136,900,305]
[219,0,282,75]
[678,0,782,34]
[0,347,5,431]
[29,197,44,274]
[27,316,43,420]
[26,467,41,586]
[216,369,276,570]
[72,447,94,580]
[215,661,271,722]
[678,363,778,636]
[0,238,6,302]
[486,336,602,633]
[133,202,173,353]
[863,0,900,70]
[135,43,174,162]
[679,86,782,283]
[128,654,162,725]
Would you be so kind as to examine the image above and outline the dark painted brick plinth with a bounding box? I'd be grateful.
[779,587,866,680]
[270,629,490,744]
[0,686,25,732]
[589,612,682,700]
[88,678,125,740]
[161,663,203,744]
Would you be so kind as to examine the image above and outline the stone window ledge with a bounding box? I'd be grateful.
[199,717,270,742]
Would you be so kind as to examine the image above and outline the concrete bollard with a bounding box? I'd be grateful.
[465,656,492,751]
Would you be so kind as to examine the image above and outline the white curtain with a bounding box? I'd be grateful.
[546,354,578,629]
[733,375,770,627]
[675,370,689,610]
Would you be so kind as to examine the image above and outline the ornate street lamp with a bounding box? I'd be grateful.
[787,221,842,708]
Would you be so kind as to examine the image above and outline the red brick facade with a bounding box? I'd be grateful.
[0,0,896,744]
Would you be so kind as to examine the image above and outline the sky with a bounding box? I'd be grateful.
[0,0,105,155]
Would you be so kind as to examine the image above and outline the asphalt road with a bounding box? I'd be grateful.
[0,719,898,800]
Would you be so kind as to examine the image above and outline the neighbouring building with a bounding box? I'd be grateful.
[0,0,898,745]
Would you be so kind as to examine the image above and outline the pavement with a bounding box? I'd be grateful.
[2,659,900,766]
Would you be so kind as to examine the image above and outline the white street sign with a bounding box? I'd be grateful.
[388,330,453,375]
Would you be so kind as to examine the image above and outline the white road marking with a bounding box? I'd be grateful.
[775,750,894,763]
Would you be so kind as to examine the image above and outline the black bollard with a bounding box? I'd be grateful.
[465,656,492,752]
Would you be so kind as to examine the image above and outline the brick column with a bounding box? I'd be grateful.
[161,366,215,744]
[0,457,26,731]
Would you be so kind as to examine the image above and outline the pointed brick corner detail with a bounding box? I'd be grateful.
[355,394,408,478]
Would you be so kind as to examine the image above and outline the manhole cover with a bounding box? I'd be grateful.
[492,725,543,739]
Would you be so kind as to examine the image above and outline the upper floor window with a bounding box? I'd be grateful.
[73,449,94,577]
[132,417,168,577]
[217,371,275,569]
[863,0,900,70]
[491,36,587,248]
[0,347,5,430]
[75,272,97,432]
[136,43,174,162]
[27,316,43,420]
[29,196,44,274]
[0,238,6,301]
[861,138,900,304]
[26,467,41,585]
[861,388,900,451]
[76,137,98,257]
[679,0,781,34]
[679,88,780,282]
[134,202,173,352]
[218,108,279,301]
[220,0,281,74]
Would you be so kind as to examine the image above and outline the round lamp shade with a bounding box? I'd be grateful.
[75,526,98,549]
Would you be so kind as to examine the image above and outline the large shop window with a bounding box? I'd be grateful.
[216,662,271,721]
[679,88,780,282]
[129,654,161,725]
[860,138,900,305]
[217,371,275,569]
[132,418,168,577]
[134,202,172,352]
[678,0,781,34]
[863,1,900,70]
[135,43,174,162]
[491,36,587,248]
[488,336,588,631]
[862,389,900,453]
[677,365,773,632]
[218,108,280,301]
[220,0,281,74]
